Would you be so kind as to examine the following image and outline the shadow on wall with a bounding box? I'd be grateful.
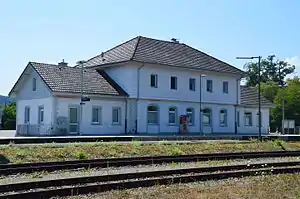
[0,154,10,164]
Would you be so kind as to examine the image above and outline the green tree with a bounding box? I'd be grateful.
[244,55,295,87]
[1,102,16,130]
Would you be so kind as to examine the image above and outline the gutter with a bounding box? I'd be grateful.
[136,63,145,134]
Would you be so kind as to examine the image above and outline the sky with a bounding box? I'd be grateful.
[1,0,300,96]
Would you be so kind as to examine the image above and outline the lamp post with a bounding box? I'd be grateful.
[199,74,206,135]
[236,56,262,141]
[76,60,87,135]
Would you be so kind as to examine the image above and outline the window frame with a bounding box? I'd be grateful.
[170,76,177,90]
[92,106,102,125]
[112,107,121,125]
[189,78,196,91]
[186,108,194,125]
[203,108,212,126]
[223,81,228,94]
[38,106,44,124]
[219,109,227,127]
[244,112,253,126]
[150,74,158,88]
[147,105,159,125]
[168,107,178,125]
[206,79,213,92]
[32,78,37,91]
[24,106,30,124]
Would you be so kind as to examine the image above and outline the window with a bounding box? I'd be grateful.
[206,80,213,92]
[203,108,212,126]
[170,76,177,90]
[32,78,37,91]
[147,105,158,124]
[244,112,252,126]
[237,111,240,127]
[168,107,177,125]
[186,108,194,125]
[24,106,30,123]
[189,78,196,91]
[223,81,228,94]
[38,106,44,124]
[150,74,158,88]
[220,109,227,126]
[112,107,121,125]
[92,107,102,124]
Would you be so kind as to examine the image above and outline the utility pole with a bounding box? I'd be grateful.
[76,60,87,136]
[237,56,262,141]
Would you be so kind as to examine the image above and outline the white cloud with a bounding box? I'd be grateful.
[285,56,300,79]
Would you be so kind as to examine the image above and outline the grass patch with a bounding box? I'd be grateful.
[62,173,300,199]
[0,140,299,164]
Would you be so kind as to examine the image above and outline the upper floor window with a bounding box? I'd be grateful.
[203,108,212,126]
[189,78,196,91]
[206,80,213,92]
[220,109,227,126]
[24,106,30,123]
[244,112,252,126]
[186,108,194,125]
[170,76,177,90]
[223,81,228,94]
[148,105,158,124]
[38,106,44,124]
[150,74,158,88]
[168,107,177,125]
[112,107,121,125]
[32,78,37,91]
[92,106,102,124]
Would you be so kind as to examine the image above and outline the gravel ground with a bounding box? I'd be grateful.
[0,156,299,185]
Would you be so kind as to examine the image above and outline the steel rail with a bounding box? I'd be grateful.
[1,164,300,199]
[1,150,300,175]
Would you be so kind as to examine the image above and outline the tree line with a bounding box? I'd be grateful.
[244,55,297,132]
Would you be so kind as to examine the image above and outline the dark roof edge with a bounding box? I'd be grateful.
[182,43,246,76]
[96,70,129,96]
[130,36,141,60]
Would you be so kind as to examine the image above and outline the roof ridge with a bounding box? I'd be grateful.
[138,36,185,45]
[29,61,59,67]
[85,36,140,64]
[130,36,142,60]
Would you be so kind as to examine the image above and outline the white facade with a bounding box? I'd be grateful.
[12,61,271,136]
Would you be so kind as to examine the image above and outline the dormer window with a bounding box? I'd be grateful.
[32,78,37,91]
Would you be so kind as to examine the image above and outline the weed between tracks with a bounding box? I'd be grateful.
[0,140,299,164]
[59,173,300,199]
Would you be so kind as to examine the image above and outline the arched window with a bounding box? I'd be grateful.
[220,109,227,126]
[203,108,212,126]
[147,105,158,124]
[186,108,194,125]
[168,107,177,124]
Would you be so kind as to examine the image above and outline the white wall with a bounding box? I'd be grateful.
[237,107,270,134]
[56,97,126,135]
[136,99,236,134]
[17,67,52,100]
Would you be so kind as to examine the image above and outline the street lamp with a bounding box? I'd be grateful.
[76,60,87,135]
[199,74,206,135]
[236,56,262,141]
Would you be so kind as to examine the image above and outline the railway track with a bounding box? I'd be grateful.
[1,150,300,175]
[0,160,299,199]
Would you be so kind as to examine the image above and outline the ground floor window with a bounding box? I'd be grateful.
[112,107,121,125]
[38,106,44,124]
[203,108,212,126]
[244,112,252,126]
[186,108,194,125]
[92,106,102,124]
[237,111,240,126]
[220,109,227,126]
[168,107,177,125]
[148,105,158,124]
[24,106,30,123]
